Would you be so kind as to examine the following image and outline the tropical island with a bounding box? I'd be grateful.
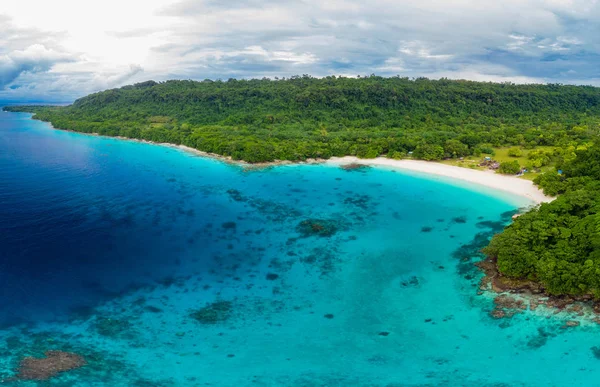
[5,75,600,300]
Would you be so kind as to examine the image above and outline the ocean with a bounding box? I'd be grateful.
[1,110,599,386]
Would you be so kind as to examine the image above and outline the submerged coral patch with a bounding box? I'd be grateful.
[249,198,302,222]
[475,220,505,230]
[222,221,237,230]
[227,189,247,202]
[400,276,420,288]
[300,247,340,275]
[452,232,492,261]
[526,328,557,349]
[144,305,163,313]
[451,216,468,224]
[190,300,233,324]
[94,317,133,338]
[500,209,520,221]
[226,188,302,221]
[296,219,340,237]
[15,350,86,381]
[343,194,372,210]
[340,163,370,172]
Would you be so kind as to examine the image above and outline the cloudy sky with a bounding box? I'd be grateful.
[1,0,600,102]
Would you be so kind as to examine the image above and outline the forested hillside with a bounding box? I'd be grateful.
[5,76,600,162]
[485,144,600,297]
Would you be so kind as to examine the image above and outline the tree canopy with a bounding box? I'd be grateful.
[5,75,600,163]
[485,145,600,296]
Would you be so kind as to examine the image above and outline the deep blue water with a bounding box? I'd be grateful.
[2,110,600,386]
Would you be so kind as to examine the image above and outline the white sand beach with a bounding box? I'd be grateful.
[112,136,554,205]
[326,156,554,205]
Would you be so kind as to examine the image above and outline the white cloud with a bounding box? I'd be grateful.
[2,0,600,101]
[430,63,545,84]
[376,58,405,73]
[398,41,454,60]
[0,43,75,88]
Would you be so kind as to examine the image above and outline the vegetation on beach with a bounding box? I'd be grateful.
[498,160,521,175]
[4,76,600,167]
[440,145,579,179]
[485,143,600,297]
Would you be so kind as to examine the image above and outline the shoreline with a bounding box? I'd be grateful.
[476,257,600,324]
[15,112,587,318]
[325,157,554,205]
[165,145,553,205]
[21,112,553,204]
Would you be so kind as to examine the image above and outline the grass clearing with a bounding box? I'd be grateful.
[440,146,558,180]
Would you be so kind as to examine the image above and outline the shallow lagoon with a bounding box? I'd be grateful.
[1,111,600,386]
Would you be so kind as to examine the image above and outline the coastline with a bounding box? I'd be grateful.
[167,146,553,205]
[476,257,600,324]
[163,144,553,205]
[175,142,590,318]
[325,156,554,205]
[27,114,554,205]
[15,111,553,204]
[13,112,596,320]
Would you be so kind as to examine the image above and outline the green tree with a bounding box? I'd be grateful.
[413,144,444,161]
[444,139,469,158]
[507,147,522,157]
[527,149,551,168]
[498,160,521,174]
[6,76,600,163]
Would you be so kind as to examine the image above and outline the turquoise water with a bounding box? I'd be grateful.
[1,110,600,386]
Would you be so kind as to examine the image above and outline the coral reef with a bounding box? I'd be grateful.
[451,216,468,224]
[296,219,339,237]
[450,212,599,319]
[15,350,86,381]
[400,276,420,288]
[340,163,370,172]
[489,294,527,319]
[94,317,133,338]
[250,198,302,222]
[526,328,556,349]
[145,305,163,313]
[301,247,340,275]
[190,300,233,324]
[343,194,372,210]
[226,188,301,221]
[0,329,175,385]
[226,189,246,202]
[562,320,580,328]
[221,221,237,230]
